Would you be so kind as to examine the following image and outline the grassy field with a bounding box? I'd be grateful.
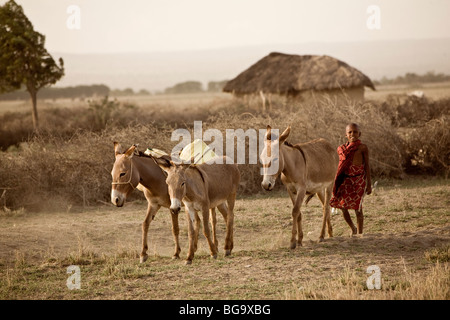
[1,81,449,116]
[0,81,448,300]
[365,81,450,101]
[0,92,231,116]
[0,177,448,300]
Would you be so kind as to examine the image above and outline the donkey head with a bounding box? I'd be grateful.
[260,125,290,191]
[156,158,189,215]
[111,142,139,207]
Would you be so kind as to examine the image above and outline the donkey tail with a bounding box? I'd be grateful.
[304,193,315,205]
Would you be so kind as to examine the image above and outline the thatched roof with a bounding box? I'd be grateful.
[223,52,375,95]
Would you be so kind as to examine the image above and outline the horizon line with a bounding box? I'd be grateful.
[49,36,450,56]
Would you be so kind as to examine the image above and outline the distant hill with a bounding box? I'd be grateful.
[53,38,450,93]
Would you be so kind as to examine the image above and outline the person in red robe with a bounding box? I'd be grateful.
[330,123,372,235]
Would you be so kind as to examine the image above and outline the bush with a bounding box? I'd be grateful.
[404,115,450,177]
[290,97,405,178]
[381,95,450,127]
[0,94,448,211]
[0,124,177,211]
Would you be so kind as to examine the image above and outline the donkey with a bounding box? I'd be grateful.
[260,125,338,248]
[110,142,228,263]
[156,156,240,264]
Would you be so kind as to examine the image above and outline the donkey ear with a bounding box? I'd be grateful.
[154,156,174,172]
[279,126,291,143]
[114,142,122,157]
[265,125,272,141]
[124,145,136,158]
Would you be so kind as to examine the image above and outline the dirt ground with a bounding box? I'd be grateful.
[0,177,449,299]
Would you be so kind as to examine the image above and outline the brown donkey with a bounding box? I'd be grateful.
[157,156,240,264]
[110,143,228,263]
[260,126,338,248]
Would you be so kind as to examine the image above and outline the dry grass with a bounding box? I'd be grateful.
[0,177,448,300]
[0,86,448,300]
[284,260,449,300]
[0,93,424,210]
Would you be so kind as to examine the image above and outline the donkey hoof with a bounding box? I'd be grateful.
[140,255,148,263]
[172,254,180,260]
[185,259,192,265]
[290,242,297,250]
[225,250,232,257]
[318,237,324,243]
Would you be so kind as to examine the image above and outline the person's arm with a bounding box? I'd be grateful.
[362,144,372,195]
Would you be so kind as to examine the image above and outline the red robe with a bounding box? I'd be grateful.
[330,140,366,210]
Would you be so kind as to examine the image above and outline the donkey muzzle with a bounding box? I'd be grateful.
[111,190,125,207]
[170,198,182,215]
[261,178,275,191]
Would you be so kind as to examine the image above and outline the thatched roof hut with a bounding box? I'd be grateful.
[223,52,375,102]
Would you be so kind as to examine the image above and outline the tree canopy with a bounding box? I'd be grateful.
[0,0,64,129]
[164,81,203,94]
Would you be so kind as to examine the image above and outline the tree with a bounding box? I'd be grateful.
[0,0,64,130]
[164,81,203,94]
[207,80,228,92]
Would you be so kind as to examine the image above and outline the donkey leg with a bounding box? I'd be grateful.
[316,191,327,241]
[209,208,218,250]
[287,186,297,204]
[185,206,196,265]
[288,187,301,247]
[296,210,303,247]
[170,212,181,259]
[212,203,228,250]
[317,189,332,241]
[202,206,218,259]
[140,202,160,263]
[291,189,305,249]
[217,202,228,223]
[325,186,333,238]
[194,212,201,252]
[224,194,236,256]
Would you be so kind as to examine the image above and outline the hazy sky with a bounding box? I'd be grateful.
[3,0,450,54]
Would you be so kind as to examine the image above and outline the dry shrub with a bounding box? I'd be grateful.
[0,133,109,210]
[203,111,273,194]
[381,95,450,127]
[302,97,405,177]
[1,94,447,211]
[0,124,175,211]
[0,111,33,151]
[380,95,449,175]
[179,95,405,193]
[404,115,450,177]
[0,96,222,151]
[251,95,405,178]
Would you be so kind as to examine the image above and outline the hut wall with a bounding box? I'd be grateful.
[295,86,365,105]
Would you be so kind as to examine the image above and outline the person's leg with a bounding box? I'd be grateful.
[342,208,357,235]
[355,209,364,234]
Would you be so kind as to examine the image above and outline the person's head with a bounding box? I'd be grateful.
[345,123,361,143]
